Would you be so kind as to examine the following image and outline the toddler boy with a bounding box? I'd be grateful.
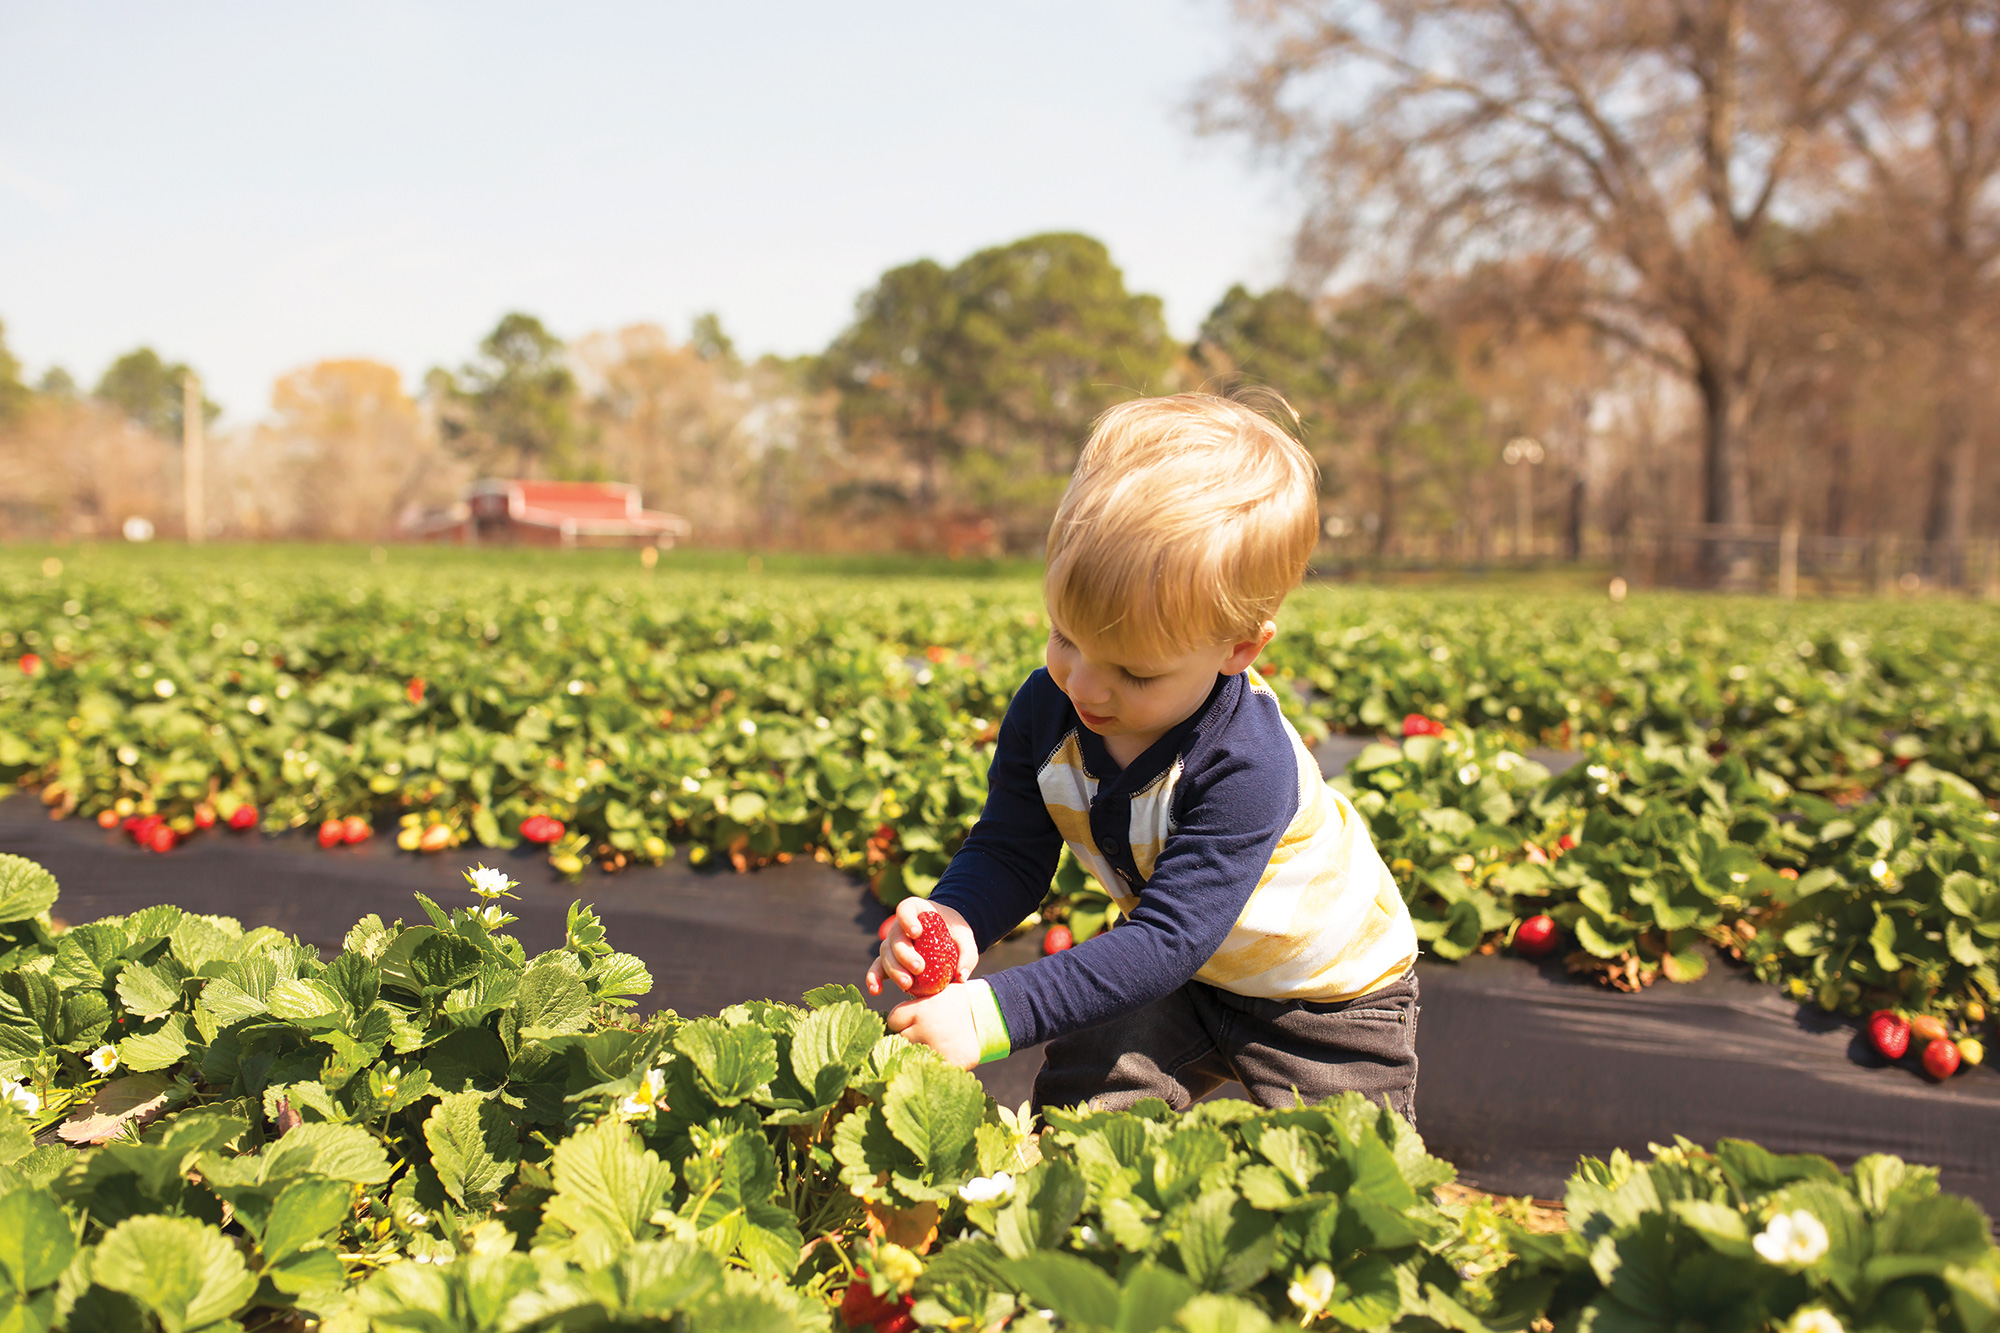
[865,392,1421,1119]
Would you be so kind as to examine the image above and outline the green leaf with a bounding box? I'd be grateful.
[1004,1251,1120,1328]
[90,1215,258,1333]
[0,1191,74,1294]
[261,1122,393,1185]
[423,1090,519,1208]
[788,1001,883,1107]
[540,1118,676,1267]
[1174,1293,1275,1333]
[882,1057,985,1182]
[996,1160,1086,1261]
[1117,1263,1198,1333]
[511,961,592,1040]
[1175,1190,1278,1294]
[588,953,653,1005]
[260,1176,351,1263]
[673,1018,777,1106]
[112,962,183,1021]
[117,1014,194,1072]
[0,858,57,927]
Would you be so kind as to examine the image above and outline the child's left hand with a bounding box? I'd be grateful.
[886,984,981,1070]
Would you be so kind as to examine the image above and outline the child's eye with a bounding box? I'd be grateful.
[1121,670,1155,687]
[1049,629,1072,648]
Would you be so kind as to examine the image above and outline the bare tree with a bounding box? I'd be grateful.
[1839,0,2000,577]
[1207,0,1925,577]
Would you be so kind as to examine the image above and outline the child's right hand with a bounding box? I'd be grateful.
[865,899,978,998]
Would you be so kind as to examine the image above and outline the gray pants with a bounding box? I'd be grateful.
[1031,970,1420,1124]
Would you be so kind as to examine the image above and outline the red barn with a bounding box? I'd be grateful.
[416,480,691,548]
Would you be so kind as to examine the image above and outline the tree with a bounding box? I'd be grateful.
[260,360,436,539]
[1839,0,2000,575]
[1195,285,1344,445]
[823,233,1174,533]
[0,319,26,425]
[94,347,219,437]
[436,313,578,477]
[1209,0,1923,578]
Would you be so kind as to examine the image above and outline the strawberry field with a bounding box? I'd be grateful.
[3,544,2000,1070]
[0,850,1996,1332]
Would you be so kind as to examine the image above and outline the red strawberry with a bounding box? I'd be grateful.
[1401,713,1446,738]
[838,1281,894,1328]
[1043,924,1074,954]
[407,677,425,704]
[904,908,959,998]
[1556,833,1578,852]
[228,803,258,831]
[129,815,163,845]
[342,815,372,844]
[18,653,41,675]
[145,823,177,853]
[1514,914,1559,959]
[96,809,120,829]
[193,804,216,830]
[521,815,565,844]
[318,819,345,849]
[1866,1010,1910,1060]
[875,1305,915,1333]
[877,916,896,941]
[1922,1036,1962,1080]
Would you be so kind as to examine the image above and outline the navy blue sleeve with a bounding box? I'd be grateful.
[927,673,1065,952]
[982,712,1299,1051]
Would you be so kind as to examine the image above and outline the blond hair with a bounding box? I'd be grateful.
[1044,392,1319,662]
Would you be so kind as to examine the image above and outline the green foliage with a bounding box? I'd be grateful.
[91,347,219,438]
[436,312,580,478]
[0,855,1991,1330]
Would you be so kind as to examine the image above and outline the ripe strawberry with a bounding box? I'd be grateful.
[407,677,425,704]
[1556,833,1578,852]
[1401,713,1446,739]
[1778,867,1800,880]
[18,653,41,675]
[1909,1013,1948,1044]
[228,803,258,831]
[1514,914,1559,959]
[875,1305,915,1333]
[1866,1010,1910,1060]
[145,823,177,853]
[1922,1037,1962,1080]
[96,809,120,829]
[1043,924,1074,954]
[129,814,163,845]
[521,815,565,844]
[193,804,216,830]
[904,908,959,998]
[419,822,452,853]
[318,820,345,849]
[342,815,372,844]
[838,1281,894,1329]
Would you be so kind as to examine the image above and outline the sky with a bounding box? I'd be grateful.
[0,2,1302,424]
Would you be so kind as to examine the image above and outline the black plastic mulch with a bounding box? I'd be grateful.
[4,790,1997,1215]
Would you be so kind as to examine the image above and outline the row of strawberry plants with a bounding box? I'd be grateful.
[6,550,2000,889]
[0,851,1994,1333]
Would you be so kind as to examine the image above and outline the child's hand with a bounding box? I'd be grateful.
[865,899,977,998]
[886,984,981,1070]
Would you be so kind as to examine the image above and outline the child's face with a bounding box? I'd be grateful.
[1045,616,1275,753]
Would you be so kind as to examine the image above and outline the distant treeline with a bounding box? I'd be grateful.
[4,2,1998,568]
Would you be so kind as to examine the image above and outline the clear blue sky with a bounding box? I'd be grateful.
[0,2,1298,422]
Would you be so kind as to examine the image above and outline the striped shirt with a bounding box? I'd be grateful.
[930,666,1418,1054]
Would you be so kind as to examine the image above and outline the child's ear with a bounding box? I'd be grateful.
[1220,621,1277,675]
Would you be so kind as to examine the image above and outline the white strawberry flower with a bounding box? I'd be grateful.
[1754,1209,1830,1266]
[737,718,757,737]
[1288,1263,1335,1316]
[1787,1309,1843,1333]
[0,1078,41,1115]
[463,865,516,901]
[618,1067,667,1121]
[957,1172,1014,1205]
[86,1045,119,1076]
[681,775,702,793]
[1457,763,1481,785]
[154,679,176,698]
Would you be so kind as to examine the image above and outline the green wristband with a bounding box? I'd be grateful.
[966,980,1013,1065]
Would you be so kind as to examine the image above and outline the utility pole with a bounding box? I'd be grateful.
[182,373,206,544]
[1502,436,1544,558]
